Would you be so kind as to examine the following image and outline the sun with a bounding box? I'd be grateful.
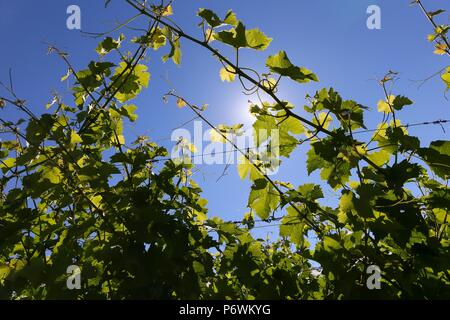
[230,96,257,126]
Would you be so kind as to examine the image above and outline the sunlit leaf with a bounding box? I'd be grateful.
[266,51,318,83]
[377,95,395,113]
[220,67,236,82]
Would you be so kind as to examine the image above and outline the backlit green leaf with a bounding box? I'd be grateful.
[266,51,318,83]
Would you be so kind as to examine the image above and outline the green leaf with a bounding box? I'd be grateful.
[0,158,15,174]
[162,33,182,65]
[147,28,167,50]
[377,95,395,113]
[112,63,150,102]
[392,95,413,111]
[253,115,277,147]
[283,117,304,135]
[280,206,306,246]
[441,68,450,91]
[96,34,124,55]
[252,114,299,158]
[120,104,138,122]
[211,124,243,143]
[171,40,182,65]
[214,22,272,51]
[41,166,63,184]
[297,183,323,200]
[237,155,262,181]
[70,130,83,145]
[338,192,354,224]
[198,8,222,28]
[214,22,247,48]
[430,140,450,155]
[248,183,280,219]
[312,112,332,130]
[61,69,72,82]
[428,9,446,18]
[220,67,236,82]
[307,89,367,130]
[319,162,351,189]
[419,140,450,179]
[367,150,391,167]
[385,160,422,189]
[323,236,342,252]
[306,147,327,175]
[266,51,318,83]
[244,28,272,51]
[223,10,239,26]
[0,264,10,280]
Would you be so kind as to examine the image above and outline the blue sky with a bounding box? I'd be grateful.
[1,0,449,239]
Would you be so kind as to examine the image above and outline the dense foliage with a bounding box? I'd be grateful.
[0,0,449,299]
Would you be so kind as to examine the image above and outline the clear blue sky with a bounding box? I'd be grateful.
[1,0,449,239]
